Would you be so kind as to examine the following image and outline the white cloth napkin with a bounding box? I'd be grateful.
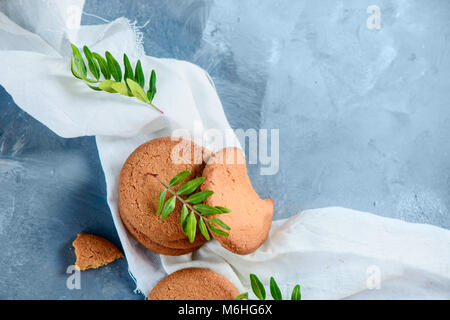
[1,0,449,299]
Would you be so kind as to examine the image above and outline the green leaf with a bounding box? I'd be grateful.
[83,46,100,80]
[123,53,134,82]
[105,51,122,82]
[177,177,205,195]
[156,189,166,216]
[70,58,82,79]
[198,217,210,241]
[234,292,248,300]
[147,69,156,102]
[98,80,118,93]
[180,204,189,234]
[169,170,191,187]
[208,224,229,237]
[126,78,149,103]
[186,212,197,243]
[210,217,230,230]
[92,52,110,79]
[185,190,214,204]
[194,204,222,215]
[291,285,301,300]
[270,277,282,300]
[134,60,145,88]
[86,84,102,91]
[81,77,100,84]
[250,274,266,300]
[111,82,132,96]
[215,206,232,213]
[161,195,176,220]
[70,44,87,78]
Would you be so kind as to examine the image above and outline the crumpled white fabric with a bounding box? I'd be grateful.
[1,0,449,299]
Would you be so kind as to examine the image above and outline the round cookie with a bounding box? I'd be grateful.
[201,147,273,255]
[148,268,239,300]
[121,213,201,256]
[119,137,211,254]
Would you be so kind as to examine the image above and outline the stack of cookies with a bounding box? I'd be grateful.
[118,136,274,299]
[119,137,211,255]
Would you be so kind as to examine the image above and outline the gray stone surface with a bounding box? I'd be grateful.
[1,0,449,299]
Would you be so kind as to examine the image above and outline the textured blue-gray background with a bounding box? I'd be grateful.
[1,0,449,299]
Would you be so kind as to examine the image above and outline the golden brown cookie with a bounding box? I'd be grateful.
[201,147,273,255]
[121,213,201,256]
[119,137,211,255]
[148,268,239,300]
[72,233,123,271]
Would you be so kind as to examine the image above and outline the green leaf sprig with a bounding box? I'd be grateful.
[235,274,302,301]
[70,44,163,114]
[150,170,232,243]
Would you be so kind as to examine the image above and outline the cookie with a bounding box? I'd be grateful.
[148,268,239,300]
[121,213,201,256]
[72,233,123,271]
[119,137,211,254]
[201,147,273,255]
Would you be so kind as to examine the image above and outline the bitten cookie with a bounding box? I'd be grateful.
[201,147,273,255]
[72,233,123,271]
[119,137,211,255]
[148,268,239,300]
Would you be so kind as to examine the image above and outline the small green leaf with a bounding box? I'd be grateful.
[210,217,230,230]
[123,53,134,82]
[161,195,176,220]
[71,44,87,78]
[250,274,266,300]
[92,52,110,79]
[194,204,222,215]
[270,277,282,300]
[70,58,82,79]
[215,206,232,213]
[98,80,118,93]
[126,78,149,103]
[177,177,205,195]
[208,224,229,237]
[83,46,100,80]
[198,217,210,240]
[185,190,214,204]
[186,212,197,243]
[86,84,102,91]
[147,69,156,102]
[291,285,301,300]
[111,82,132,96]
[105,51,122,82]
[156,189,166,216]
[134,60,145,88]
[180,204,189,234]
[234,292,248,300]
[169,170,191,187]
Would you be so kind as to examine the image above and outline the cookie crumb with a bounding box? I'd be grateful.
[72,233,123,271]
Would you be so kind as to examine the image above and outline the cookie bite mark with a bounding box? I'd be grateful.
[72,233,123,271]
[148,268,239,300]
[201,147,273,255]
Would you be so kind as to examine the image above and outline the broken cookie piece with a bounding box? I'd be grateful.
[72,233,123,271]
[201,147,274,255]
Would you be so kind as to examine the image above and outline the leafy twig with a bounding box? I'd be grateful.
[235,274,302,301]
[70,44,163,114]
[149,170,232,243]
